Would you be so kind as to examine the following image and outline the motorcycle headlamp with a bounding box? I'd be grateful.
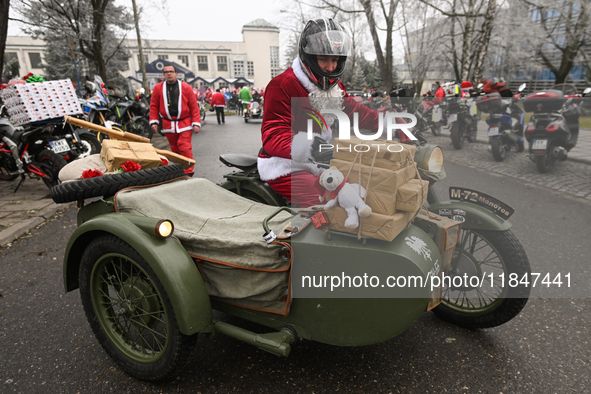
[156,220,174,238]
[414,144,445,181]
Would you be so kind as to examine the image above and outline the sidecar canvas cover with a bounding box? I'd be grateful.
[114,178,298,315]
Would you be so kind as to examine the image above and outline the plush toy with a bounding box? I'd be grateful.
[314,166,372,229]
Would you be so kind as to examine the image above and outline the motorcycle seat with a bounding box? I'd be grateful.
[219,153,258,172]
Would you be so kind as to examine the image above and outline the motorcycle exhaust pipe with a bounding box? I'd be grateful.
[506,132,518,142]
[2,136,25,173]
[552,146,567,161]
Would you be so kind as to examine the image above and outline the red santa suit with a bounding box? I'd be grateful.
[258,57,383,207]
[149,80,201,174]
[433,86,445,105]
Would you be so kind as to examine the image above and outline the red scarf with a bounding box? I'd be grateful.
[314,175,348,202]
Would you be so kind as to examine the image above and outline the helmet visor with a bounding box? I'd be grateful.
[302,31,351,56]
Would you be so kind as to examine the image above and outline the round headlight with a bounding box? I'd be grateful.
[156,220,174,238]
[427,147,444,173]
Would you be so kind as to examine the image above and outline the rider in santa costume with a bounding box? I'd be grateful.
[258,18,390,207]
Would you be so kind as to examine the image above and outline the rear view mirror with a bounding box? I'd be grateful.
[477,83,483,89]
[518,83,526,92]
[583,87,591,94]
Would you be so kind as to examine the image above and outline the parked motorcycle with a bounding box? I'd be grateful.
[523,89,582,173]
[410,97,445,136]
[476,84,527,161]
[244,100,263,123]
[50,126,531,381]
[0,113,67,190]
[446,96,478,149]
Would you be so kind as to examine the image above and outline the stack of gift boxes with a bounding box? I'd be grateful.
[325,136,429,242]
[0,79,82,126]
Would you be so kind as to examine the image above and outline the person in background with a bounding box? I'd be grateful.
[433,81,445,105]
[238,86,252,116]
[210,88,227,124]
[149,65,201,176]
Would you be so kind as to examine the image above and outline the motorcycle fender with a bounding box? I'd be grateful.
[428,201,512,231]
[63,214,213,335]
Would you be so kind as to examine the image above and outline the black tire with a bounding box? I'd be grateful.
[77,131,102,158]
[516,140,525,153]
[431,124,441,136]
[432,229,531,329]
[490,137,506,162]
[0,152,18,181]
[51,163,185,203]
[132,118,153,140]
[450,122,464,150]
[244,118,249,123]
[36,150,67,189]
[535,154,553,173]
[79,235,196,381]
[466,124,478,143]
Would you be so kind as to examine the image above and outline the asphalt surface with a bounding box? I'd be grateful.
[1,113,590,393]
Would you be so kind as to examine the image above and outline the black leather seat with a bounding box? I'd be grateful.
[219,153,258,172]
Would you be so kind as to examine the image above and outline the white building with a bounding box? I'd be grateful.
[5,19,281,90]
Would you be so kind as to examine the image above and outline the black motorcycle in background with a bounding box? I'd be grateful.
[0,112,67,191]
[447,96,478,149]
[523,89,583,173]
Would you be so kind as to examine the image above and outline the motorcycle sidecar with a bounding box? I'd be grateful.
[62,177,443,381]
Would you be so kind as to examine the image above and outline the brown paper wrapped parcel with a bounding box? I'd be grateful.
[330,159,415,216]
[100,140,162,172]
[326,207,415,242]
[333,136,416,170]
[396,179,429,212]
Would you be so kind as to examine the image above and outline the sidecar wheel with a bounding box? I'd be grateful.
[432,229,531,329]
[79,235,196,381]
[50,163,185,203]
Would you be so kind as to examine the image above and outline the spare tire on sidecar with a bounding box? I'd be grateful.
[50,163,186,203]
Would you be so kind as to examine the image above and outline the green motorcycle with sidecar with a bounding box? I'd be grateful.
[52,141,531,382]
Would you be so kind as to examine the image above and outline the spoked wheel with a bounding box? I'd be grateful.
[490,137,506,162]
[432,229,531,329]
[450,122,464,150]
[36,150,67,189]
[79,235,195,381]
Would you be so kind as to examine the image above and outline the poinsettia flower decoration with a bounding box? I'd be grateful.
[121,161,142,172]
[81,169,103,179]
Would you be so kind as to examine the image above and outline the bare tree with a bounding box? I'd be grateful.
[13,0,133,84]
[522,0,590,84]
[0,0,9,80]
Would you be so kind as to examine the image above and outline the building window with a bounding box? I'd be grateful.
[28,52,42,69]
[271,69,281,78]
[198,56,208,71]
[247,61,254,76]
[270,46,279,68]
[157,54,168,60]
[217,56,227,71]
[137,54,148,64]
[233,61,244,76]
[219,81,227,88]
[178,55,189,67]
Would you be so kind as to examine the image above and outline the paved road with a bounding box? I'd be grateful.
[1,113,590,393]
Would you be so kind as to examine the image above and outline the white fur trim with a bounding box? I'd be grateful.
[192,122,201,127]
[292,57,318,93]
[291,132,313,163]
[257,156,323,181]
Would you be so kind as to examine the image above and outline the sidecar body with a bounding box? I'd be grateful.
[64,177,444,356]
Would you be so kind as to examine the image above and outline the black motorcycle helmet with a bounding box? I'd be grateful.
[298,18,351,91]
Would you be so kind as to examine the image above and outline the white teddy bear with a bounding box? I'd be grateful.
[314,166,372,229]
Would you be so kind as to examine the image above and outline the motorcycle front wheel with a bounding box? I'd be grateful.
[79,235,196,381]
[36,150,67,189]
[432,229,531,329]
[131,118,153,140]
[450,122,464,150]
[77,131,102,158]
[490,136,506,161]
[466,124,478,143]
